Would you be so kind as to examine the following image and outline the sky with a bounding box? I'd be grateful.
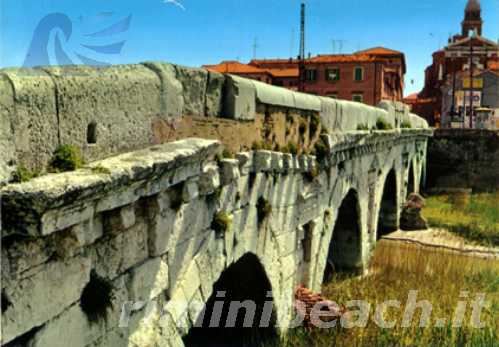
[1,0,498,95]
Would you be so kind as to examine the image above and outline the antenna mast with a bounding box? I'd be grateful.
[299,2,306,92]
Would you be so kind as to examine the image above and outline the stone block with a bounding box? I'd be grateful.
[223,75,256,120]
[282,153,293,171]
[142,61,184,118]
[182,178,199,202]
[43,64,162,163]
[71,217,104,246]
[205,71,226,117]
[103,205,136,234]
[198,162,220,195]
[298,155,309,172]
[0,74,16,184]
[1,255,91,345]
[1,68,59,171]
[253,150,272,171]
[92,222,149,279]
[174,65,208,117]
[128,256,169,303]
[235,152,253,175]
[219,159,240,185]
[29,303,104,347]
[271,152,284,172]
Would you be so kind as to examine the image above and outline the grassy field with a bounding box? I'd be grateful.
[422,192,499,247]
[272,241,499,347]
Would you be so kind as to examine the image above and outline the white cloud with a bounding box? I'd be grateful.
[163,0,186,11]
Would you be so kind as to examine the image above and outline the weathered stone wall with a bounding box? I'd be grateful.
[0,63,428,185]
[427,129,499,192]
[1,128,430,346]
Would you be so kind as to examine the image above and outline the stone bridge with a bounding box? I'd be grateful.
[0,63,431,346]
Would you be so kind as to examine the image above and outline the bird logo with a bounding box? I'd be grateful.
[23,12,132,68]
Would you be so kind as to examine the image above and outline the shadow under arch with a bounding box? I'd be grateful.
[323,189,363,282]
[377,169,398,240]
[183,253,278,347]
[407,161,416,197]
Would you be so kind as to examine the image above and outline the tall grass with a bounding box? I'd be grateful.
[268,242,499,346]
[423,192,499,247]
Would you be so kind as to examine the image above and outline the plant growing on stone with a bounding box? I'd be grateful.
[281,141,298,155]
[314,138,329,162]
[252,140,272,151]
[304,166,319,182]
[48,145,84,173]
[401,120,412,129]
[80,271,114,323]
[376,117,394,130]
[309,113,322,137]
[211,211,232,235]
[216,148,235,162]
[11,165,40,183]
[257,197,272,225]
[356,123,370,131]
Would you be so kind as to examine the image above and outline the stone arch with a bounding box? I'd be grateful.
[183,253,278,347]
[377,168,399,239]
[323,189,363,282]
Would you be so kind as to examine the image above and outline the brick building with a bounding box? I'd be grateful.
[407,0,499,126]
[204,46,406,106]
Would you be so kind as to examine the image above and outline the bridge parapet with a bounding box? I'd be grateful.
[0,62,429,185]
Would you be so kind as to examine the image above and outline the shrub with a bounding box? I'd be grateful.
[304,165,319,182]
[80,271,114,323]
[48,145,84,172]
[401,120,412,129]
[12,165,39,183]
[216,148,235,162]
[376,117,394,130]
[314,138,329,162]
[251,140,272,151]
[212,211,232,234]
[281,141,298,155]
[256,197,272,225]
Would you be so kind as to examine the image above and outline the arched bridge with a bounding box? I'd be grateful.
[0,63,432,346]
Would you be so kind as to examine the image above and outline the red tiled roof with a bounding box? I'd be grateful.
[354,46,404,56]
[203,61,269,75]
[267,68,299,78]
[307,54,377,63]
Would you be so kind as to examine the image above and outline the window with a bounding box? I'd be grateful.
[305,69,317,82]
[326,68,340,82]
[354,67,364,81]
[87,122,97,144]
[352,93,363,103]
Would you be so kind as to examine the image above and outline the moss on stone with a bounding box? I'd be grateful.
[48,145,84,173]
[401,120,412,129]
[281,141,298,155]
[376,117,394,130]
[12,165,40,183]
[357,123,370,131]
[212,211,232,234]
[252,140,272,151]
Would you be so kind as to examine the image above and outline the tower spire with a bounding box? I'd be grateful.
[462,0,483,36]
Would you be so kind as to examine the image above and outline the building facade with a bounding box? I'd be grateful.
[204,47,406,106]
[408,0,499,126]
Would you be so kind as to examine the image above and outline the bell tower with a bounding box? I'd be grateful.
[462,0,483,36]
